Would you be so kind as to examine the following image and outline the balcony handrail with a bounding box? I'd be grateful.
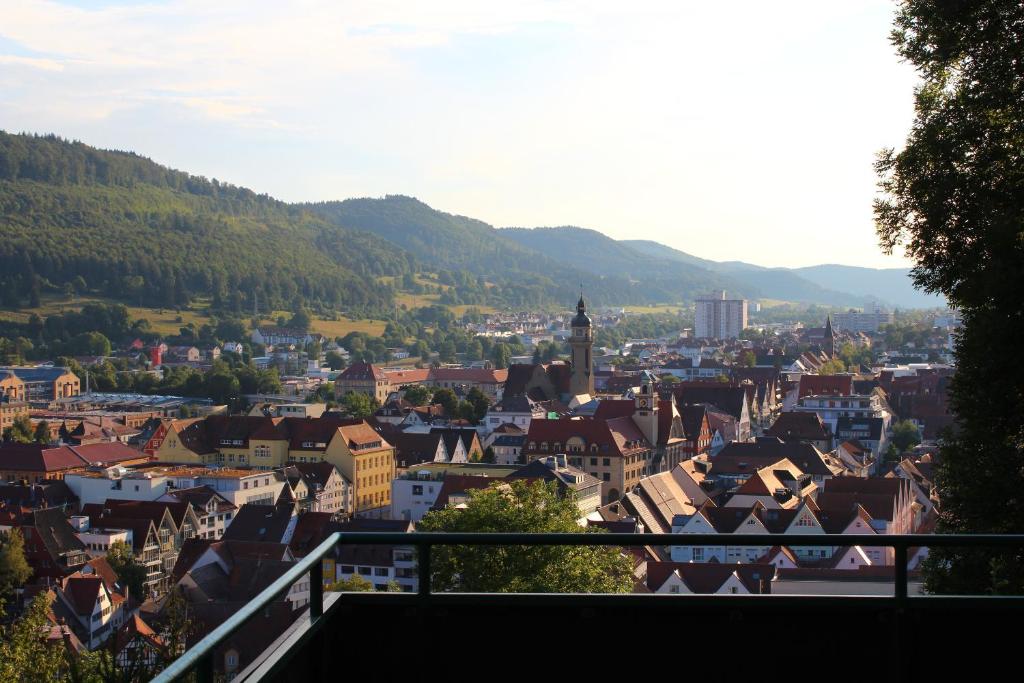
[151,531,1024,683]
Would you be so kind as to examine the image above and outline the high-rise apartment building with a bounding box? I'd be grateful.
[694,291,748,339]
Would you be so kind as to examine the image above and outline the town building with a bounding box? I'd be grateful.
[0,442,149,484]
[833,307,895,334]
[391,462,521,521]
[694,291,748,340]
[0,366,81,403]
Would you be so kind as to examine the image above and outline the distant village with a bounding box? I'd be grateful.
[0,291,959,677]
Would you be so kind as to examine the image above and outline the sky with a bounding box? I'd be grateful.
[0,0,921,269]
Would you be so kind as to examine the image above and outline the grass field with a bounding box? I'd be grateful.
[756,298,797,309]
[0,295,213,336]
[622,304,684,314]
[309,317,387,338]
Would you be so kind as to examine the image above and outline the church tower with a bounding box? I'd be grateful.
[633,370,659,447]
[569,294,594,397]
[824,315,836,357]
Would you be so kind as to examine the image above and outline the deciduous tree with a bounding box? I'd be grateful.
[417,480,634,593]
[874,0,1024,593]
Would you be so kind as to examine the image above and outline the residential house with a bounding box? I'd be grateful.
[670,384,753,442]
[390,462,520,521]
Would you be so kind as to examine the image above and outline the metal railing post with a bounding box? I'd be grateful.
[418,541,431,601]
[197,652,214,683]
[310,559,324,619]
[894,542,908,603]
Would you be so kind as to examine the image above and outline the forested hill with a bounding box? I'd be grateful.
[0,132,409,317]
[302,196,657,307]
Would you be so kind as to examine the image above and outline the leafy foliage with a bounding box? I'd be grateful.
[874,1,1024,593]
[106,541,147,602]
[417,480,634,593]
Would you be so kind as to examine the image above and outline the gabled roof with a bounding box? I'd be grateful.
[679,404,708,441]
[671,385,748,421]
[766,412,831,442]
[61,575,103,616]
[288,512,336,557]
[30,507,86,562]
[717,438,837,478]
[389,431,444,467]
[646,561,775,593]
[338,362,387,382]
[221,504,295,544]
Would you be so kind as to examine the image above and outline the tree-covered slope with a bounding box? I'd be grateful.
[304,196,656,307]
[502,227,740,302]
[0,132,408,316]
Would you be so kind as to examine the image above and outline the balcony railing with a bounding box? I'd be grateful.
[152,532,1024,683]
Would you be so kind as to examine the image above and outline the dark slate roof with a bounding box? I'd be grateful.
[671,385,748,421]
[31,507,86,563]
[0,481,77,509]
[834,416,884,441]
[716,438,835,477]
[766,412,831,442]
[221,504,295,544]
[0,366,76,383]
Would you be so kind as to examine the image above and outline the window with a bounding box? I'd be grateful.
[412,485,423,495]
[340,565,354,574]
[358,567,371,576]
[693,548,704,561]
[602,473,610,482]
[374,568,388,576]
[603,458,610,467]
[590,457,597,466]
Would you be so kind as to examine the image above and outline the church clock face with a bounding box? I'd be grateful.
[639,399,648,408]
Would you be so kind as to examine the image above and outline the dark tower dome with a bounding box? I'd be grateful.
[571,294,592,328]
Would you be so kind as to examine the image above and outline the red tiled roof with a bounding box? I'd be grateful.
[798,374,854,398]
[0,441,144,473]
[61,575,102,616]
[429,368,508,384]
[338,362,387,382]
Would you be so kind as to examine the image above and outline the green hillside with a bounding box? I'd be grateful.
[0,132,408,318]
[303,196,656,307]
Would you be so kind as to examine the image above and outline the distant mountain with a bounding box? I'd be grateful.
[623,239,940,309]
[303,197,655,307]
[501,227,738,302]
[0,131,940,317]
[792,264,944,309]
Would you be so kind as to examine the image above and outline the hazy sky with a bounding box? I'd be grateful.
[1,0,920,268]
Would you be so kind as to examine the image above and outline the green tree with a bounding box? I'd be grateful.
[417,480,634,593]
[32,420,50,445]
[2,416,34,444]
[738,351,756,367]
[0,530,32,608]
[342,392,376,419]
[106,540,147,602]
[324,350,347,371]
[891,419,921,455]
[465,387,491,424]
[326,575,374,592]
[874,1,1024,594]
[491,342,511,369]
[817,358,846,375]
[402,384,431,406]
[432,388,458,416]
[0,592,66,682]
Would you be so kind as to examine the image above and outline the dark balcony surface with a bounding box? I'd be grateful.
[154,532,1024,683]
